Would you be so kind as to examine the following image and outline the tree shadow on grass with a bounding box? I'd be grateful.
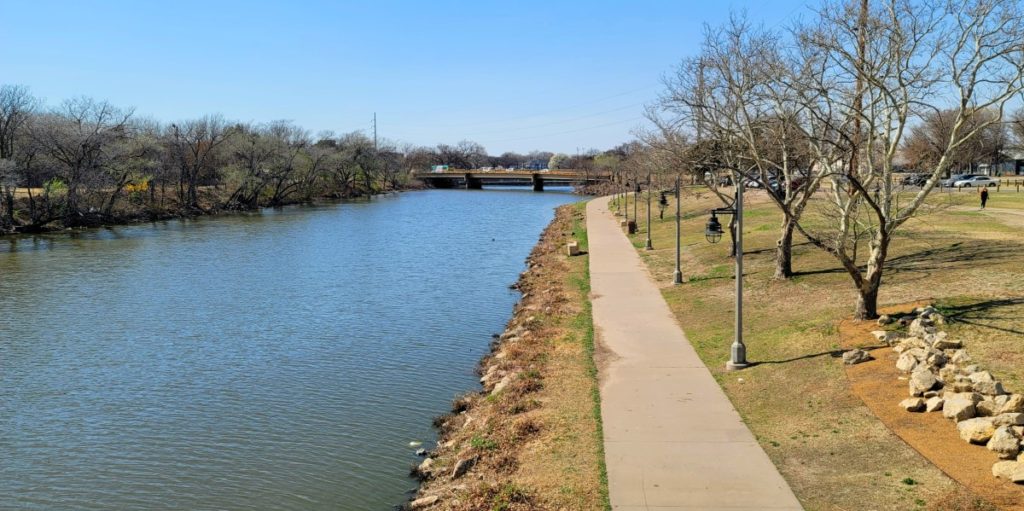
[941,297,1024,336]
[748,344,888,366]
[791,239,1021,278]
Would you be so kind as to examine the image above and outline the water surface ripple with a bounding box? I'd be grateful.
[0,188,578,510]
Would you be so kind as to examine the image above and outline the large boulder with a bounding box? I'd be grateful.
[977,399,1000,417]
[944,397,977,421]
[909,369,939,397]
[999,394,1024,414]
[842,349,873,365]
[900,398,926,412]
[946,392,983,404]
[407,495,440,509]
[938,365,959,383]
[969,370,995,383]
[896,350,923,372]
[974,380,1007,396]
[909,317,937,337]
[993,413,1024,427]
[925,350,947,369]
[950,350,971,365]
[925,397,944,412]
[958,417,997,444]
[987,426,1022,460]
[992,461,1022,480]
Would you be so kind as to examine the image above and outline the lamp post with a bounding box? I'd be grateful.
[645,172,653,250]
[704,179,748,370]
[673,175,683,284]
[618,183,626,225]
[633,181,639,225]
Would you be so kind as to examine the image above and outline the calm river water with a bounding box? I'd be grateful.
[0,188,579,510]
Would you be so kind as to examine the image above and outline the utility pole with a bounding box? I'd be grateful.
[372,112,378,151]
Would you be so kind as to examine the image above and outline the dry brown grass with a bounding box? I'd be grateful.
[409,203,607,510]
[617,187,1024,510]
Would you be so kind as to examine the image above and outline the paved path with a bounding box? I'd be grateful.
[587,197,803,511]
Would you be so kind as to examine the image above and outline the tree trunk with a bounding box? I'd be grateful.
[773,216,795,279]
[854,239,888,320]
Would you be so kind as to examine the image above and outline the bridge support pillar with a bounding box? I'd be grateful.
[465,174,482,190]
[532,173,544,192]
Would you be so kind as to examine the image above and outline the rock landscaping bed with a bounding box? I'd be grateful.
[873,306,1024,484]
[843,304,1024,509]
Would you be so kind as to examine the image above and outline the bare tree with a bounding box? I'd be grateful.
[168,115,231,210]
[657,16,836,277]
[791,0,1024,318]
[902,108,1006,173]
[0,85,38,161]
[29,97,135,225]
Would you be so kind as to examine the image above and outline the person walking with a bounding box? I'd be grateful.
[980,186,989,209]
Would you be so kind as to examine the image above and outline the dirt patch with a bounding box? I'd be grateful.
[841,304,1024,511]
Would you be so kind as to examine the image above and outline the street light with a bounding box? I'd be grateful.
[673,175,683,284]
[705,213,723,244]
[645,172,653,250]
[618,182,626,226]
[633,181,639,226]
[705,179,748,371]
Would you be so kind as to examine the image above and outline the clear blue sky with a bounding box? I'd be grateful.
[2,0,809,155]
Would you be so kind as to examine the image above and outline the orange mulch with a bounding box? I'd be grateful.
[839,303,1024,511]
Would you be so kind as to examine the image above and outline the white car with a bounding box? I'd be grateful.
[952,175,998,187]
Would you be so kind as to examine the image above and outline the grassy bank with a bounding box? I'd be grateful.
[615,187,1024,510]
[408,202,608,510]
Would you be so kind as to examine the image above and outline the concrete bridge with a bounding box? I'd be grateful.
[413,170,609,191]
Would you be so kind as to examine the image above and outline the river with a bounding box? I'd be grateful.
[0,188,579,510]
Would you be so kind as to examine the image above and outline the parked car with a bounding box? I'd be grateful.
[901,173,928,186]
[941,174,978,187]
[952,175,998,187]
[743,178,763,188]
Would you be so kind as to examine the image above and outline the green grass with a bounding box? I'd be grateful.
[619,186,1021,510]
[570,200,611,511]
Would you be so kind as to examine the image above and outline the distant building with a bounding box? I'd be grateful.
[990,148,1024,175]
[524,159,546,170]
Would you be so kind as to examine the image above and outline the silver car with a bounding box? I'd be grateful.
[952,175,998,187]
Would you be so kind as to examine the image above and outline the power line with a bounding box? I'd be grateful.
[476,116,646,145]
[466,101,647,137]
[395,84,659,131]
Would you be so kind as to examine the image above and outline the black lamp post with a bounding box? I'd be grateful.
[705,179,748,370]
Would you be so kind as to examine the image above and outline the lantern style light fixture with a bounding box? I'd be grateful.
[705,213,724,244]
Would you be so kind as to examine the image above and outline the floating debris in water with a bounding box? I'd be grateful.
[409,441,422,447]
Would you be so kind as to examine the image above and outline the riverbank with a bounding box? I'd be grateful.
[0,182,425,235]
[406,202,609,510]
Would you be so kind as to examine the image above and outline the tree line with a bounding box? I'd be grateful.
[0,87,620,234]
[632,0,1024,319]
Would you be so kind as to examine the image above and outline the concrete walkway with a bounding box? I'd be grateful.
[587,197,803,511]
